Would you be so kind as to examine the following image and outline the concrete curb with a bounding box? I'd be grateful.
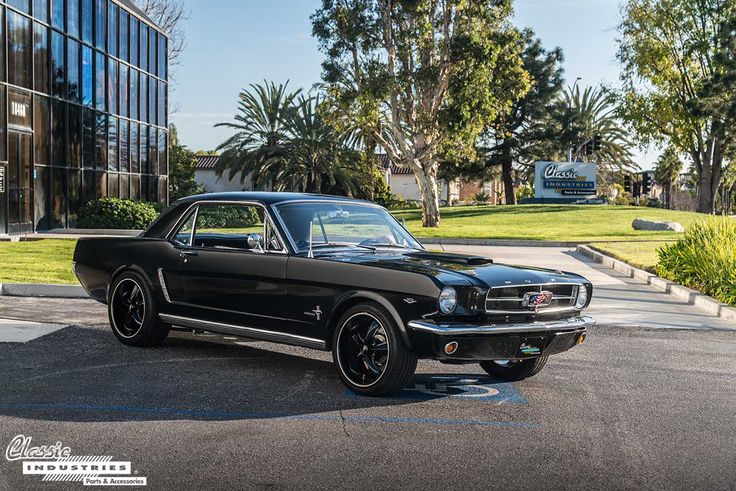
[577,245,736,323]
[0,283,87,298]
[421,238,583,247]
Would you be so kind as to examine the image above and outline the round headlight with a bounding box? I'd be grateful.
[439,287,457,314]
[575,285,589,309]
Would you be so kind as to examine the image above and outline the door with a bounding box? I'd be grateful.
[7,132,33,235]
[177,203,288,329]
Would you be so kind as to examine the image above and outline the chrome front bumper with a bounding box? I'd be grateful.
[407,315,595,336]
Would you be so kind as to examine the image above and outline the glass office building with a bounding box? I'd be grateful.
[0,0,168,234]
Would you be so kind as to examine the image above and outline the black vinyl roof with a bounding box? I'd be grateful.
[175,192,372,207]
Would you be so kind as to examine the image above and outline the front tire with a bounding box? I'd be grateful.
[333,303,417,396]
[108,271,169,347]
[479,356,548,381]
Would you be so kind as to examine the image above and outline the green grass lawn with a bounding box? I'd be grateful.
[392,205,705,242]
[588,241,671,273]
[0,239,78,284]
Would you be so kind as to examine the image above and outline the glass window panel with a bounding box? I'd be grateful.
[68,169,81,226]
[107,2,117,57]
[51,167,67,228]
[95,112,106,169]
[0,88,4,163]
[0,8,5,84]
[139,24,147,71]
[130,173,140,201]
[139,72,147,122]
[33,23,50,94]
[68,104,82,167]
[67,38,80,102]
[148,27,156,75]
[107,57,117,114]
[34,95,50,165]
[130,122,139,173]
[67,0,79,38]
[149,77,156,125]
[8,0,31,14]
[81,0,92,43]
[149,126,158,175]
[51,99,65,165]
[94,0,105,49]
[81,45,93,106]
[119,10,128,61]
[147,175,157,203]
[82,108,95,168]
[82,168,95,202]
[34,166,50,230]
[129,17,138,66]
[107,115,118,171]
[130,68,138,121]
[51,0,63,29]
[94,50,104,110]
[158,177,167,205]
[158,34,166,80]
[140,124,148,174]
[8,11,32,89]
[95,171,107,198]
[119,173,129,199]
[108,172,118,198]
[158,82,166,127]
[158,130,167,176]
[34,0,49,23]
[119,119,129,172]
[119,63,128,117]
[51,30,64,97]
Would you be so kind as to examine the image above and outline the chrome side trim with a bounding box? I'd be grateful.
[407,316,595,336]
[157,268,172,303]
[159,314,327,350]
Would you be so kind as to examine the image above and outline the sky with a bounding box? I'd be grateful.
[170,0,656,167]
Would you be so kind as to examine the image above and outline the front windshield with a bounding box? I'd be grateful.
[273,202,424,254]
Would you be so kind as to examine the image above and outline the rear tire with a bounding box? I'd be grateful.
[332,303,417,396]
[108,271,170,347]
[479,356,548,381]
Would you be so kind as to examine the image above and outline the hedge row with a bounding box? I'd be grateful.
[77,198,160,230]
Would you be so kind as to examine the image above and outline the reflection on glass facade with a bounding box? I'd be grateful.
[0,0,168,233]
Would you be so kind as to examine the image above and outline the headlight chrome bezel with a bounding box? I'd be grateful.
[575,285,589,309]
[439,286,458,314]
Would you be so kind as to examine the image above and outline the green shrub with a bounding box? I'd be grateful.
[77,198,160,230]
[657,218,736,305]
[472,192,491,204]
[516,184,535,203]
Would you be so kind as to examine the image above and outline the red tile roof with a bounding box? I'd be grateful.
[195,155,220,170]
[378,154,413,175]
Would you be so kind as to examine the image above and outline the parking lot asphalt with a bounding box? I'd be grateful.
[0,247,735,490]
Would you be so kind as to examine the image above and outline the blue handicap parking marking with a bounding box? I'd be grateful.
[345,374,527,404]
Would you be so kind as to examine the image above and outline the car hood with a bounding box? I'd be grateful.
[318,249,587,288]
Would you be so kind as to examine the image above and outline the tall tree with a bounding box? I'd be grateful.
[479,30,564,204]
[168,124,204,201]
[618,0,736,214]
[653,147,683,209]
[313,0,528,227]
[134,0,188,73]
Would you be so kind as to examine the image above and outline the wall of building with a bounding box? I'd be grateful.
[195,169,252,193]
[0,0,169,234]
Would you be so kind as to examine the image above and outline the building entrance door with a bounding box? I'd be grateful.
[7,131,33,235]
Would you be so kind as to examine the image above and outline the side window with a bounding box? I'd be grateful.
[172,209,196,246]
[265,219,283,252]
[192,204,265,251]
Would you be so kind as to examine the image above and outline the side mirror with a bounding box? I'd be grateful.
[247,233,265,252]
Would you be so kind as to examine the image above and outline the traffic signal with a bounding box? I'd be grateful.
[585,139,594,156]
[624,174,632,193]
[593,134,602,152]
[642,172,652,195]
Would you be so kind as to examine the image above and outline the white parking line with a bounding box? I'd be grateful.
[0,318,67,343]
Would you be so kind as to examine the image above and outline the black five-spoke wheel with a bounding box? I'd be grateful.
[108,271,170,347]
[333,303,417,396]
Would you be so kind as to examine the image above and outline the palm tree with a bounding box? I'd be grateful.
[555,85,638,180]
[215,81,301,190]
[654,147,683,209]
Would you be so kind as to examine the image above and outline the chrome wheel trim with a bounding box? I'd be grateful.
[335,312,390,388]
[110,278,146,339]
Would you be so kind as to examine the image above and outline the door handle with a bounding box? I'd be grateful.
[179,250,198,257]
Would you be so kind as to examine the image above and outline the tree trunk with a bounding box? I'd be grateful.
[501,143,516,205]
[415,169,441,227]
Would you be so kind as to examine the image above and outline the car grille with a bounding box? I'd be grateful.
[485,284,579,314]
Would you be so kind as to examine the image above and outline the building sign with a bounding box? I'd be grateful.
[8,89,32,131]
[534,161,597,199]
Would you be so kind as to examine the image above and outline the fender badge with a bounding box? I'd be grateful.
[403,298,417,304]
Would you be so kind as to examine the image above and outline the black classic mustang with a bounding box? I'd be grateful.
[73,192,594,395]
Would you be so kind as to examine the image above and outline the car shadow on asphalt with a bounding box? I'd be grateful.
[0,326,522,423]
